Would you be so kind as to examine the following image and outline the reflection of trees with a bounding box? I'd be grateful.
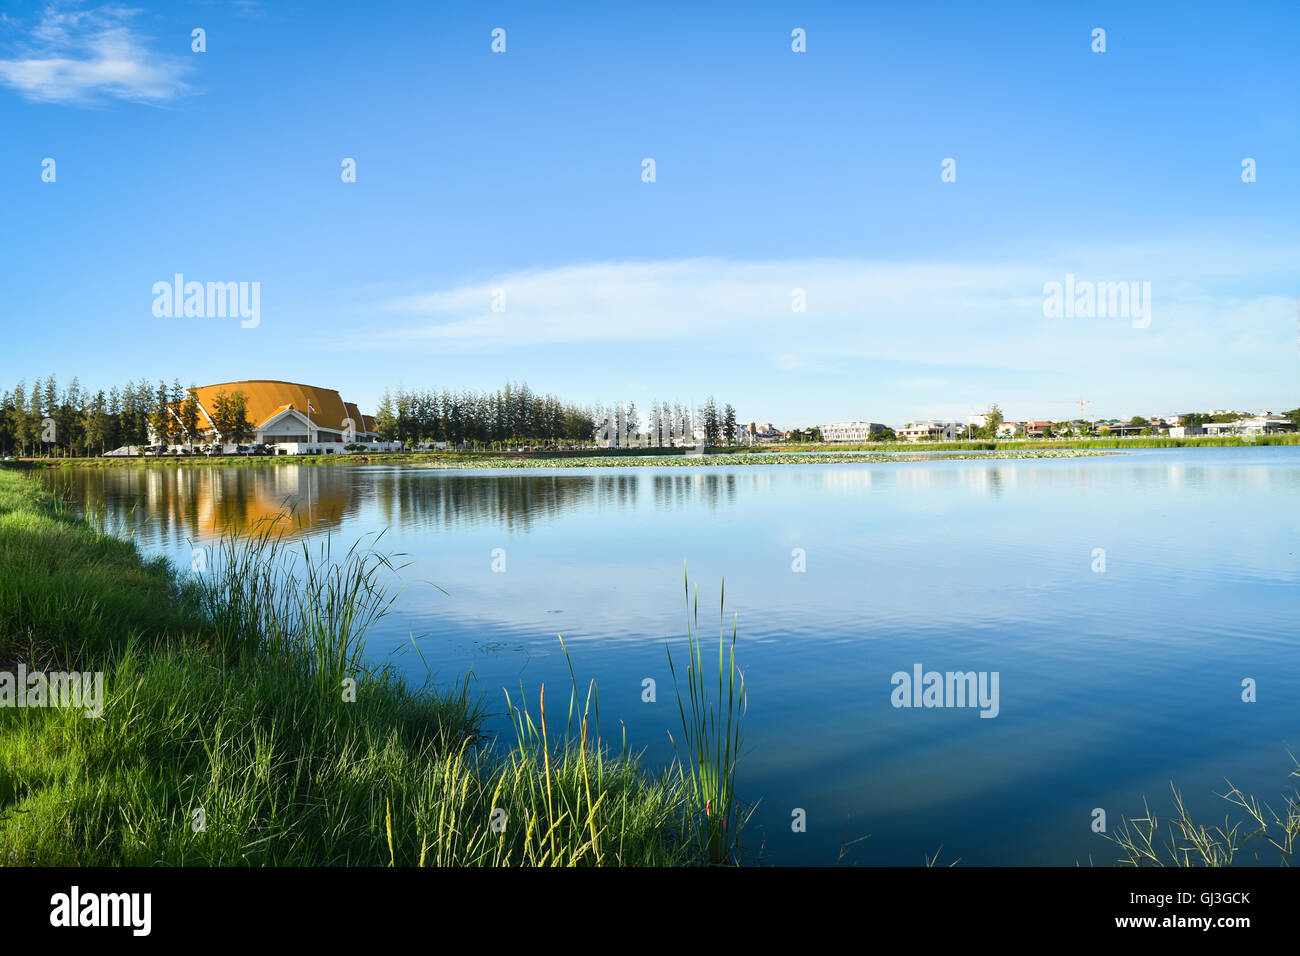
[652,473,737,511]
[372,471,750,533]
[371,473,634,533]
[44,459,1300,559]
[58,464,1108,545]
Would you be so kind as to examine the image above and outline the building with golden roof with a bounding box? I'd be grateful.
[160,380,384,451]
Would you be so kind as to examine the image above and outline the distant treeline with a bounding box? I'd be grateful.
[0,376,187,457]
[0,377,601,456]
[374,386,740,448]
[374,383,597,446]
[0,377,744,456]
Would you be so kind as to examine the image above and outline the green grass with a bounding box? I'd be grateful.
[0,471,199,668]
[0,468,746,866]
[1106,758,1300,867]
[667,574,750,865]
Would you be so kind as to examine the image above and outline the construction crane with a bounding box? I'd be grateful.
[1048,398,1094,421]
[1048,398,1095,433]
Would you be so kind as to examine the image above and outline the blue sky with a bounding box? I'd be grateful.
[2,0,1298,426]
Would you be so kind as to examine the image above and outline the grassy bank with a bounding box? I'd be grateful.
[0,469,745,866]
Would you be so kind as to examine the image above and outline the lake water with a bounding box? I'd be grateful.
[47,448,1300,865]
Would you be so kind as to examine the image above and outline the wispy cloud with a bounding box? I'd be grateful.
[0,3,192,104]
[349,244,1299,381]
[898,378,952,390]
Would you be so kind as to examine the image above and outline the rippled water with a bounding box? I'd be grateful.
[47,447,1300,865]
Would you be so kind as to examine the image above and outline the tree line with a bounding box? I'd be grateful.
[0,376,266,456]
[369,388,746,448]
[0,376,749,456]
[373,383,599,448]
[592,396,740,446]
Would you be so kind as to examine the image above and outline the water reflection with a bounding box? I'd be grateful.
[47,457,1300,554]
[55,466,756,544]
[51,465,357,553]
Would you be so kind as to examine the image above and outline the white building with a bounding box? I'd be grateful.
[1203,416,1295,437]
[897,420,964,441]
[820,421,887,442]
[145,380,399,456]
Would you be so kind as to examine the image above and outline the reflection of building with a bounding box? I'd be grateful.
[152,380,397,454]
[821,421,886,442]
[188,465,354,536]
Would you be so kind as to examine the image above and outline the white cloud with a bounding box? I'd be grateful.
[899,378,952,389]
[350,245,1299,384]
[0,4,192,104]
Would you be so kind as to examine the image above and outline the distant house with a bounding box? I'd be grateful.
[897,420,963,441]
[1023,420,1053,438]
[1104,422,1150,436]
[1204,416,1296,436]
[997,421,1026,438]
[821,421,887,442]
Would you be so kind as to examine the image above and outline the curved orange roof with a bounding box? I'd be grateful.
[189,380,353,432]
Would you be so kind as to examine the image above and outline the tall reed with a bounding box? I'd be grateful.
[666,569,749,864]
[191,512,405,688]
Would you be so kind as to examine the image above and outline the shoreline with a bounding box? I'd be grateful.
[7,434,1295,470]
[10,447,1129,470]
[0,468,735,866]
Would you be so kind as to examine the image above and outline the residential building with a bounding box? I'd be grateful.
[821,421,887,442]
[1204,416,1296,436]
[897,420,963,441]
[997,421,1026,438]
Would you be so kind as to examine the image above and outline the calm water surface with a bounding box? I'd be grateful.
[48,448,1300,865]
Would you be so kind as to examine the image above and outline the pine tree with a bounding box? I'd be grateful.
[702,396,720,445]
[180,387,200,449]
[375,392,398,442]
